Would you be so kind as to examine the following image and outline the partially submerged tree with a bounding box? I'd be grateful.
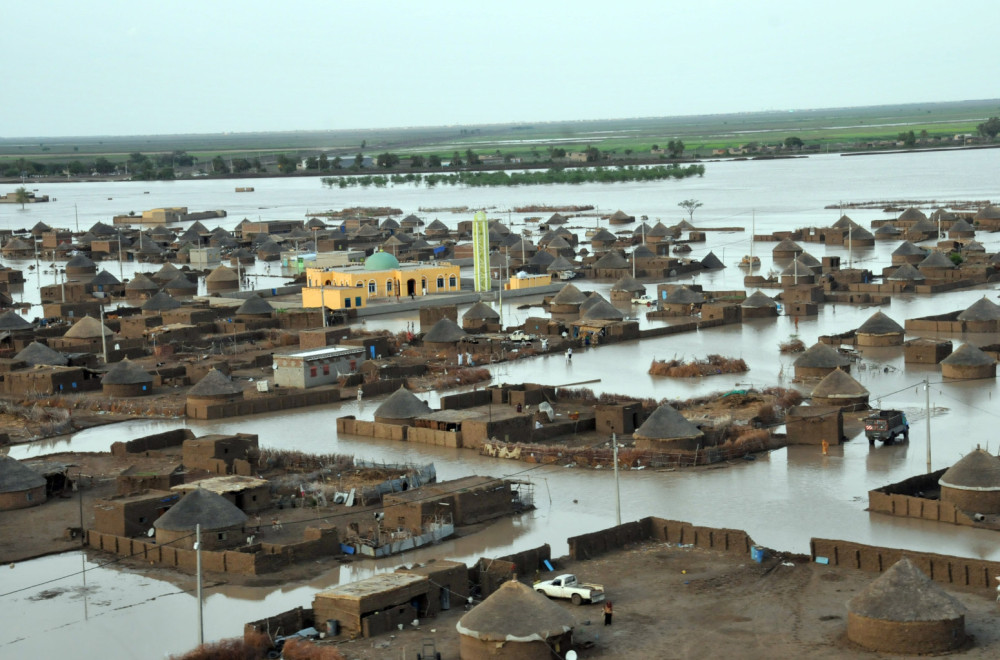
[14,186,29,209]
[978,116,1000,139]
[678,199,702,222]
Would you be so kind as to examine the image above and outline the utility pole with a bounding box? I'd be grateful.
[925,378,932,473]
[100,306,107,364]
[195,523,204,646]
[612,433,621,526]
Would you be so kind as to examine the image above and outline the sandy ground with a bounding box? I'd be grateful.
[320,540,1000,660]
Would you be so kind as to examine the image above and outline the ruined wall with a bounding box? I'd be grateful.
[110,428,195,457]
[847,612,965,655]
[567,517,754,561]
[810,538,1000,588]
[187,388,344,420]
[245,607,314,641]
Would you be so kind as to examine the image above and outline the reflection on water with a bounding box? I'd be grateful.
[3,149,1000,658]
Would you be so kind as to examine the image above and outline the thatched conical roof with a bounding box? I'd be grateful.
[949,218,975,234]
[910,217,938,234]
[551,283,588,306]
[154,488,247,532]
[590,229,617,243]
[546,256,576,272]
[236,294,274,316]
[611,275,644,294]
[781,258,813,277]
[898,207,929,223]
[125,273,160,291]
[811,368,868,399]
[940,343,995,368]
[700,251,724,269]
[206,265,239,284]
[141,291,182,312]
[832,215,856,229]
[152,262,181,283]
[64,315,112,339]
[939,448,1000,491]
[874,224,901,236]
[0,309,33,331]
[741,290,777,309]
[887,264,925,281]
[919,251,955,269]
[547,213,568,225]
[463,302,500,321]
[663,286,705,304]
[772,238,803,255]
[856,311,904,336]
[892,241,926,257]
[0,455,46,493]
[65,254,96,270]
[90,270,121,287]
[457,579,574,643]
[581,299,624,321]
[545,235,573,250]
[635,404,703,441]
[189,369,242,397]
[102,359,153,385]
[974,205,1000,221]
[608,210,634,223]
[957,297,1000,322]
[15,342,67,367]
[374,386,432,420]
[164,274,197,294]
[794,343,851,369]
[848,557,965,622]
[579,292,607,314]
[528,250,555,267]
[423,318,468,343]
[632,244,655,259]
[593,251,628,269]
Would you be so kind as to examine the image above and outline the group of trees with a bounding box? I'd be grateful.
[979,117,1000,139]
[1,150,197,179]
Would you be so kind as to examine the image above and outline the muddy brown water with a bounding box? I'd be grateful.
[3,148,1000,658]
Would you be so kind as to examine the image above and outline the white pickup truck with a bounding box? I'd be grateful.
[507,330,537,343]
[534,574,605,605]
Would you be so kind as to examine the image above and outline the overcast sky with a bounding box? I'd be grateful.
[2,0,995,138]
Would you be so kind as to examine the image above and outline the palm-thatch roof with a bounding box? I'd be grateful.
[856,312,904,336]
[102,359,153,385]
[457,579,574,643]
[206,265,239,284]
[0,455,46,493]
[848,557,965,622]
[887,264,925,281]
[154,488,247,532]
[551,283,588,306]
[64,315,112,339]
[15,342,68,367]
[463,302,500,322]
[125,273,160,291]
[741,290,777,309]
[374,386,432,420]
[236,294,274,316]
[423,318,468,343]
[581,299,624,321]
[611,275,644,294]
[811,368,868,398]
[663,286,705,304]
[794,343,851,369]
[898,207,929,223]
[957,297,1000,322]
[142,291,182,312]
[189,369,242,397]
[699,251,724,269]
[919,251,955,269]
[635,404,703,441]
[939,448,1000,491]
[0,309,33,331]
[90,270,121,287]
[593,251,628,269]
[940,343,995,367]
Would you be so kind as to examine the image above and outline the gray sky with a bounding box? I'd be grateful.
[2,0,995,138]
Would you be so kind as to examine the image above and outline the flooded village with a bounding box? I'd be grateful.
[5,149,1000,659]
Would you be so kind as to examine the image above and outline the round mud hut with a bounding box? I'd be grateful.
[65,253,97,277]
[917,251,956,278]
[890,241,927,266]
[940,343,996,380]
[847,557,966,654]
[661,286,705,314]
[462,301,500,332]
[810,368,869,410]
[873,224,901,240]
[948,218,976,239]
[956,297,1000,333]
[373,386,432,425]
[205,265,240,293]
[142,291,182,314]
[581,298,624,322]
[186,368,244,411]
[794,343,851,380]
[0,455,47,511]
[780,258,816,286]
[63,315,113,345]
[15,342,68,367]
[855,312,904,347]
[164,274,198,298]
[886,263,925,284]
[0,309,34,335]
[633,404,705,452]
[235,294,274,320]
[938,447,1000,514]
[610,275,644,303]
[153,488,247,551]
[422,317,469,351]
[771,238,803,260]
[151,261,181,285]
[549,283,588,314]
[101,359,154,397]
[124,272,160,300]
[456,579,574,660]
[740,290,778,319]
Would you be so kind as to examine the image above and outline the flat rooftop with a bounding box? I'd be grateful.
[316,572,427,600]
[276,345,366,360]
[173,475,269,494]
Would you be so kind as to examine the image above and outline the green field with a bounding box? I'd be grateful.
[1,99,997,171]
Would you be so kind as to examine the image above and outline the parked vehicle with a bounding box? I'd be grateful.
[632,295,655,306]
[559,270,577,280]
[864,410,909,445]
[534,573,605,605]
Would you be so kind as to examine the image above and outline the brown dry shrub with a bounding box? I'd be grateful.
[763,387,803,409]
[426,367,491,391]
[779,338,806,354]
[169,631,271,660]
[556,387,598,404]
[282,640,344,660]
[255,448,353,472]
[755,403,778,424]
[648,355,749,378]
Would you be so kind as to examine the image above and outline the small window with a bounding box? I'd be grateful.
[356,281,363,288]
[345,298,351,308]
[217,532,227,541]
[355,297,362,307]
[26,492,33,501]
[368,280,376,293]
[449,275,457,288]
[436,276,444,288]
[323,364,330,375]
[138,516,146,523]
[310,366,317,377]
[386,280,393,294]
[251,495,257,502]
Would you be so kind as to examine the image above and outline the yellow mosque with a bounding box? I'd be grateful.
[302,251,461,310]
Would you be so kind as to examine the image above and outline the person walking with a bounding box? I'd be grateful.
[603,600,613,626]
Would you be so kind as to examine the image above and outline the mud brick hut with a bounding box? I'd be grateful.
[314,573,430,639]
[462,301,501,333]
[740,290,778,318]
[917,251,956,279]
[101,358,154,397]
[124,272,160,300]
[794,343,851,380]
[55,315,114,353]
[940,343,996,380]
[873,223,901,240]
[780,258,816,286]
[590,250,629,278]
[383,476,514,530]
[974,204,1000,229]
[173,475,270,513]
[770,238,803,260]
[93,490,179,537]
[607,209,635,225]
[15,341,68,367]
[579,298,624,322]
[609,275,644,303]
[847,557,966,654]
[956,297,1000,333]
[948,218,976,239]
[185,368,245,417]
[855,311,905,347]
[904,338,953,364]
[65,253,97,277]
[886,263,925,285]
[235,294,274,320]
[633,404,705,452]
[660,285,705,314]
[422,317,470,351]
[589,228,618,252]
[163,275,198,298]
[373,386,432,425]
[205,265,240,293]
[548,283,588,314]
[810,368,869,410]
[456,579,575,660]
[0,455,47,510]
[785,405,843,445]
[938,447,1000,514]
[0,309,35,339]
[142,291,182,315]
[153,487,247,551]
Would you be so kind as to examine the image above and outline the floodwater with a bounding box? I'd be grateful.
[3,148,1000,658]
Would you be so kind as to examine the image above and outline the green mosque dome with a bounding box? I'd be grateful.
[364,251,400,271]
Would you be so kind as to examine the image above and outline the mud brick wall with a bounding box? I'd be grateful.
[497,544,551,576]
[810,538,1000,589]
[110,428,194,457]
[868,490,962,525]
[567,521,650,560]
[439,389,492,410]
[568,517,755,561]
[407,426,461,447]
[245,607,314,640]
